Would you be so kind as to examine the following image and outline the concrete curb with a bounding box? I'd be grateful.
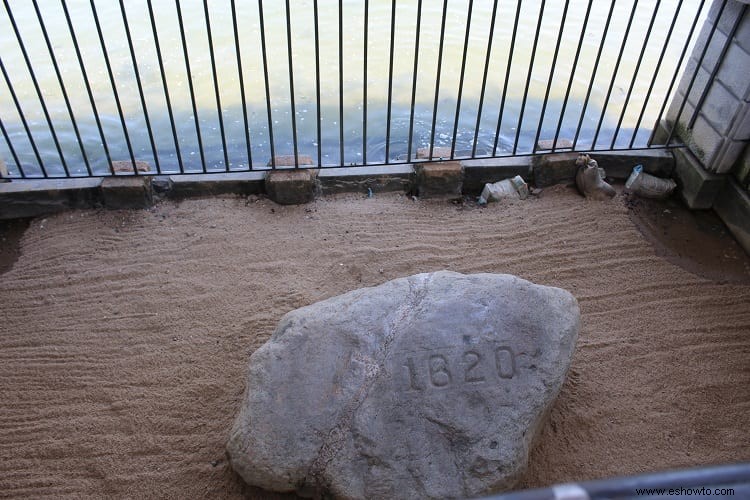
[0,178,102,219]
[0,151,676,219]
[713,177,750,255]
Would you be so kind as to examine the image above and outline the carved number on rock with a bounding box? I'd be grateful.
[429,354,452,387]
[463,351,485,383]
[404,356,423,391]
[495,347,515,379]
[403,346,515,391]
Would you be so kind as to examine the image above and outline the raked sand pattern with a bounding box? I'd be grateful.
[1,187,749,498]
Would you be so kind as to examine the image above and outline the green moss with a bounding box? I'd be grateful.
[673,121,706,162]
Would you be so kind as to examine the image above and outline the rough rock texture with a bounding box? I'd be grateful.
[414,162,463,198]
[264,169,318,205]
[111,160,151,174]
[227,271,579,499]
[100,176,153,209]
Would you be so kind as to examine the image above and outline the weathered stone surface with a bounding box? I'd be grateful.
[111,160,151,174]
[461,157,533,194]
[264,169,318,205]
[101,176,153,209]
[269,154,315,167]
[536,138,574,151]
[151,176,173,194]
[415,161,463,198]
[673,147,726,209]
[168,172,264,199]
[0,178,102,219]
[417,146,453,159]
[318,165,414,195]
[227,271,579,499]
[713,178,750,255]
[591,150,674,180]
[532,153,580,187]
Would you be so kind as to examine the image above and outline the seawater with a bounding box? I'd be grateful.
[0,0,705,176]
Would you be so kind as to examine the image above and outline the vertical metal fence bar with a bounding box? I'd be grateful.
[363,0,369,165]
[688,3,747,129]
[60,0,113,175]
[4,0,68,177]
[450,0,474,160]
[493,0,522,156]
[384,0,397,164]
[0,0,715,177]
[231,0,253,170]
[0,58,46,177]
[513,0,547,155]
[472,0,499,157]
[175,0,206,172]
[339,0,345,165]
[428,0,450,161]
[32,0,91,176]
[591,0,639,150]
[630,0,689,149]
[0,115,25,178]
[203,0,230,171]
[665,0,728,145]
[258,0,276,168]
[572,1,617,150]
[533,0,570,154]
[119,0,160,173]
[89,0,138,173]
[407,0,423,162]
[611,0,661,150]
[313,0,322,166]
[284,0,300,168]
[146,0,184,173]
[553,0,594,152]
[2,58,47,176]
[647,1,708,146]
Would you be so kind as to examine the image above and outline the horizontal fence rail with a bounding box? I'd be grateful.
[0,0,722,178]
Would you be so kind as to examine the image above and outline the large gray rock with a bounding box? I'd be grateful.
[227,271,579,499]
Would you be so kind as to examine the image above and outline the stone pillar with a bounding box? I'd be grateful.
[661,0,750,254]
[665,0,750,176]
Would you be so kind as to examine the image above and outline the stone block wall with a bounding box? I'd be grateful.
[666,0,750,175]
[734,143,750,188]
[663,0,750,253]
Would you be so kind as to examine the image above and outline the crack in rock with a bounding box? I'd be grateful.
[304,274,431,491]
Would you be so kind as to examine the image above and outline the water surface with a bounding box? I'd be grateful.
[0,0,706,176]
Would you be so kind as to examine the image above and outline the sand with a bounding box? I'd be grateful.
[1,186,749,498]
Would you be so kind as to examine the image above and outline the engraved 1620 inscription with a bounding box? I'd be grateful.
[400,345,516,391]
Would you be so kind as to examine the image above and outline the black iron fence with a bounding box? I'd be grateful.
[0,0,720,178]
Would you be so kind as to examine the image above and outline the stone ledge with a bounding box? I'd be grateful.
[461,157,533,194]
[673,147,726,209]
[167,171,265,199]
[265,169,318,205]
[101,176,152,209]
[532,150,675,188]
[414,161,463,198]
[111,160,152,174]
[532,153,580,187]
[318,164,414,195]
[416,146,453,160]
[713,178,750,255]
[268,155,314,167]
[591,150,675,180]
[0,178,102,220]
